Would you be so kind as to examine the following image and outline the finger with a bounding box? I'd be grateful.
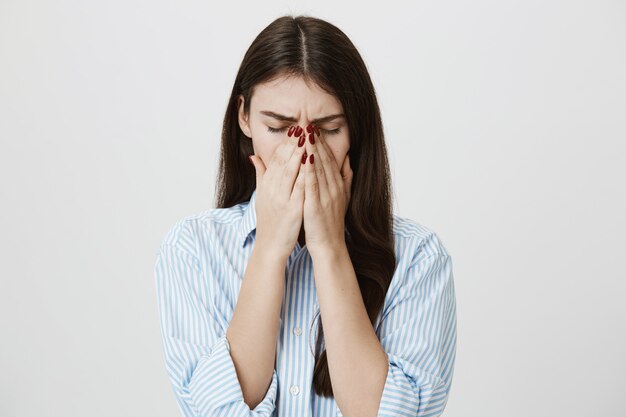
[304,131,319,203]
[266,124,302,181]
[285,127,308,198]
[262,124,301,199]
[341,152,353,203]
[248,155,266,183]
[291,155,306,203]
[311,125,341,195]
[305,124,328,203]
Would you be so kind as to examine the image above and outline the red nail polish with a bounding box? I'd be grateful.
[298,135,305,147]
[313,125,320,136]
[306,124,313,134]
[295,126,303,137]
[308,133,315,144]
[301,152,307,164]
[287,126,296,137]
[310,154,314,164]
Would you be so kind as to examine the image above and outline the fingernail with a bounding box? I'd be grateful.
[301,152,307,164]
[308,132,315,144]
[313,125,320,136]
[310,154,314,164]
[306,124,313,134]
[298,135,305,147]
[295,126,303,137]
[287,126,296,137]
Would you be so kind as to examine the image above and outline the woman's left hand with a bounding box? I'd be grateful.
[302,124,353,256]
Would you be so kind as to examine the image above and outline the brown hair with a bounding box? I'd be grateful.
[215,14,396,397]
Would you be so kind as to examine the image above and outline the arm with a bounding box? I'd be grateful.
[375,236,457,417]
[226,243,288,410]
[154,222,286,416]
[311,232,457,417]
[310,242,389,417]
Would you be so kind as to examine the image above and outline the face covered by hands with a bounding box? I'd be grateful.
[237,74,352,254]
[294,123,353,255]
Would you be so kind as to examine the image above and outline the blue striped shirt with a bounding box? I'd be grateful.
[154,188,456,417]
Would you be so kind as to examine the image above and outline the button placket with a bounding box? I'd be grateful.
[282,250,311,406]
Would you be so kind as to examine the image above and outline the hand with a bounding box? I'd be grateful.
[301,123,353,256]
[249,125,307,259]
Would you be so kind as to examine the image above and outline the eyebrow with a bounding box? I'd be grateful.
[259,110,345,124]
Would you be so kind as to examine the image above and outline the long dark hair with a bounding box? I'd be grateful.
[215,14,396,397]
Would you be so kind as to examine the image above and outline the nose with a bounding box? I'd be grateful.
[287,123,320,138]
[288,125,304,138]
[297,123,320,136]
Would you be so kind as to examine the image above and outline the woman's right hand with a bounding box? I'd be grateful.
[248,125,308,260]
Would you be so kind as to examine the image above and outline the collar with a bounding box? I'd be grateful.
[238,188,258,248]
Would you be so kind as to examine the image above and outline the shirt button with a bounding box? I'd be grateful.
[293,327,302,336]
[290,385,300,396]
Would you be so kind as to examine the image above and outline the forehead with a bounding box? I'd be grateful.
[251,75,343,113]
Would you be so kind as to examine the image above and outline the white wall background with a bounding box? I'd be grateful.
[1,1,624,416]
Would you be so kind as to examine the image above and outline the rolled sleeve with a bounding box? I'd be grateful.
[155,235,278,417]
[187,334,279,416]
[375,235,457,417]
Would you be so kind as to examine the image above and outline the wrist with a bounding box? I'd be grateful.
[252,240,291,265]
[309,240,348,263]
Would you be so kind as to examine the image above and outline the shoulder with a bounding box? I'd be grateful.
[391,213,452,264]
[387,215,454,304]
[157,202,249,256]
[376,215,455,330]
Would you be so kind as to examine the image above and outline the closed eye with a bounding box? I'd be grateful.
[322,128,341,135]
[267,126,288,133]
[267,126,341,135]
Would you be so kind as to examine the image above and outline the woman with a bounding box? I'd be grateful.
[155,14,456,417]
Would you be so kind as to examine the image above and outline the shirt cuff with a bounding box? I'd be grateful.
[187,334,278,416]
